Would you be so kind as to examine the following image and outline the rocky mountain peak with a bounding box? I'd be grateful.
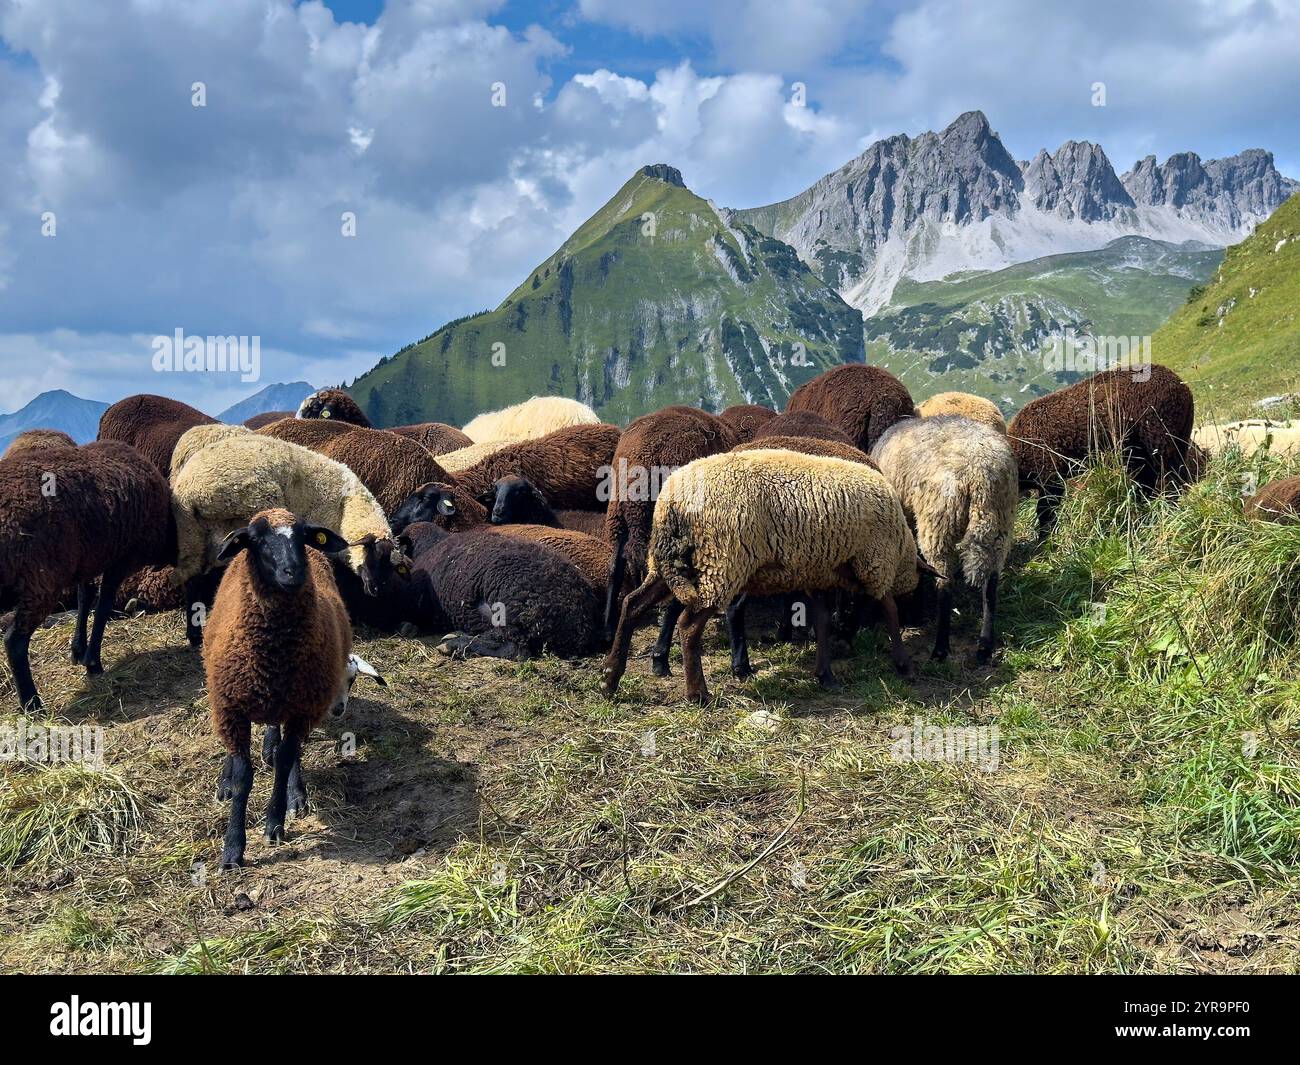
[1122,148,1298,228]
[1023,139,1134,220]
[639,163,685,187]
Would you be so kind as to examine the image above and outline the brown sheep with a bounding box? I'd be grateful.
[255,416,356,450]
[917,391,1006,434]
[753,410,857,446]
[452,423,622,511]
[2,429,77,458]
[1,440,172,709]
[390,422,474,455]
[1244,476,1300,524]
[296,388,371,426]
[204,509,355,869]
[718,404,777,443]
[785,365,915,452]
[734,434,878,469]
[242,410,293,429]
[98,394,217,476]
[315,427,454,519]
[1008,364,1195,533]
[115,566,185,613]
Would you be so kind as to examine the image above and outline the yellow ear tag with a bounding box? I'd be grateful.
[321,409,331,418]
[397,565,409,575]
[316,532,328,545]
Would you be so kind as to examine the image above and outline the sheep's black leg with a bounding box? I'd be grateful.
[976,572,999,664]
[726,595,753,679]
[70,581,94,663]
[932,581,953,662]
[286,751,308,819]
[603,525,629,639]
[1036,490,1062,538]
[776,593,794,643]
[679,607,717,705]
[261,724,280,768]
[4,610,42,710]
[811,592,837,688]
[183,570,219,649]
[216,756,234,801]
[82,567,125,675]
[264,729,301,845]
[650,599,683,677]
[601,576,670,696]
[879,593,912,678]
[220,745,254,870]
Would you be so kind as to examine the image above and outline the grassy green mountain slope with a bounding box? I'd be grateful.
[351,165,863,427]
[862,236,1221,412]
[1152,193,1300,419]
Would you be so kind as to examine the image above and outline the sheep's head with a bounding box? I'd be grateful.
[349,533,414,597]
[480,475,559,526]
[296,388,370,426]
[215,509,349,593]
[392,481,486,534]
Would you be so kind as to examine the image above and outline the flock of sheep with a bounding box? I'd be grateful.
[3,362,1299,868]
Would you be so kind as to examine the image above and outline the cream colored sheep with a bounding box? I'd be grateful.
[169,425,398,588]
[169,422,247,477]
[602,449,920,702]
[435,435,527,473]
[461,396,599,443]
[1192,419,1300,459]
[916,391,1006,433]
[871,415,1019,663]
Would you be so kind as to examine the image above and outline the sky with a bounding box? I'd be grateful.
[1,0,1297,414]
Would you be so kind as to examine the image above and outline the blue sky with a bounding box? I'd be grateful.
[1,0,1297,414]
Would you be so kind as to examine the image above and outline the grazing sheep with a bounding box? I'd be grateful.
[169,427,407,620]
[785,365,916,452]
[256,416,357,450]
[753,410,857,446]
[734,435,877,468]
[602,405,738,641]
[602,449,921,703]
[2,429,76,458]
[718,404,777,443]
[98,394,217,476]
[1008,364,1195,533]
[1193,419,1300,459]
[436,436,527,473]
[917,392,1006,434]
[1244,476,1300,524]
[871,416,1019,662]
[203,509,356,869]
[0,440,172,709]
[390,422,474,455]
[297,388,371,426]
[461,396,600,444]
[242,410,293,429]
[115,566,184,613]
[453,423,621,512]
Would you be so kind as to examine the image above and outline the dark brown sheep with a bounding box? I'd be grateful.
[1008,364,1196,533]
[98,394,217,476]
[115,566,185,613]
[1244,476,1300,524]
[0,440,172,709]
[2,429,77,458]
[753,410,857,446]
[314,427,454,519]
[204,509,354,869]
[296,388,371,426]
[390,422,473,455]
[255,416,356,450]
[718,404,777,443]
[452,423,622,511]
[785,365,915,452]
[242,410,293,429]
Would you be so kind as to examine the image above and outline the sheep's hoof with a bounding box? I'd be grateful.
[930,648,949,663]
[732,662,755,680]
[892,655,915,679]
[287,792,308,819]
[219,849,244,871]
[83,658,103,676]
[816,670,839,690]
[398,622,420,638]
[974,644,994,665]
[69,641,86,663]
[265,824,286,845]
[650,657,671,677]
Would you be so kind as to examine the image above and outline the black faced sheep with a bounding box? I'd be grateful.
[204,508,360,869]
[98,394,217,476]
[872,416,1019,662]
[470,475,609,536]
[0,440,172,709]
[296,388,371,426]
[718,404,777,443]
[603,449,921,703]
[451,423,622,512]
[753,410,857,446]
[785,365,915,453]
[1008,364,1196,534]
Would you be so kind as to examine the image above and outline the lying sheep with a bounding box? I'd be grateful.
[436,436,527,474]
[871,416,1019,662]
[1244,475,1300,524]
[1009,364,1195,533]
[297,388,371,426]
[115,566,185,613]
[917,392,1006,434]
[753,410,857,446]
[256,416,357,450]
[98,394,217,476]
[785,365,916,452]
[0,440,172,708]
[602,449,921,703]
[390,422,473,455]
[461,395,600,444]
[2,429,77,458]
[718,404,777,443]
[315,426,454,518]
[204,509,358,869]
[452,423,621,512]
[471,475,613,535]
[1193,419,1300,459]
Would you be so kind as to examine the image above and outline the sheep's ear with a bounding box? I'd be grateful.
[474,488,495,507]
[437,495,458,516]
[215,527,252,563]
[303,525,349,555]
